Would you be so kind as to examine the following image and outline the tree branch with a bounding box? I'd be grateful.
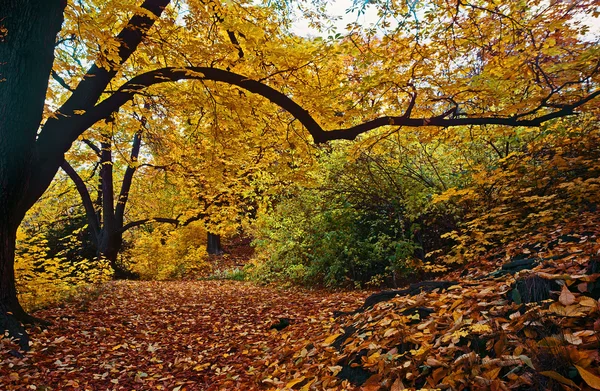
[75,67,599,145]
[115,130,143,227]
[82,138,101,156]
[60,160,101,241]
[54,0,171,116]
[120,217,179,233]
[28,0,172,212]
[51,70,75,92]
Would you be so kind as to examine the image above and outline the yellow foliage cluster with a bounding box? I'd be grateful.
[15,227,112,311]
[436,118,600,262]
[127,223,212,280]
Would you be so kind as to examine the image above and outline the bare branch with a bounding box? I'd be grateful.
[51,70,74,92]
[82,138,101,156]
[120,217,180,233]
[60,160,101,240]
[54,67,600,149]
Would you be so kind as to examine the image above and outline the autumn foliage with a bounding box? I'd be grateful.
[2,0,600,389]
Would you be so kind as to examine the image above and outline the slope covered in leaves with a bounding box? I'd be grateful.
[259,215,600,391]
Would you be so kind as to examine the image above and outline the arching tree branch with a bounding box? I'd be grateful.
[74,67,600,147]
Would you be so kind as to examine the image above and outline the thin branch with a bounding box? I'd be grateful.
[82,138,101,156]
[60,160,101,241]
[120,212,204,234]
[120,217,179,233]
[51,70,75,92]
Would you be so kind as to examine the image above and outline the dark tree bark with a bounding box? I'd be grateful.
[207,232,223,255]
[62,131,144,279]
[0,0,66,350]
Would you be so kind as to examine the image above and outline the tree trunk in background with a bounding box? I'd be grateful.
[97,232,138,280]
[207,232,223,255]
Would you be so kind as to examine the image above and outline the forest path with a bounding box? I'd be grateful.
[1,280,365,390]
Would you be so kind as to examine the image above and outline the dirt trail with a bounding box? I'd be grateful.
[0,281,364,390]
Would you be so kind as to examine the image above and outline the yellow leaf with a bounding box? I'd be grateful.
[539,371,580,388]
[322,333,341,346]
[575,365,600,389]
[286,376,305,389]
[559,285,576,306]
[299,379,314,391]
[549,303,587,317]
[328,365,342,376]
[579,296,597,307]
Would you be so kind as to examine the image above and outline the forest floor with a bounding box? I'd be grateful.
[0,280,366,391]
[2,227,600,390]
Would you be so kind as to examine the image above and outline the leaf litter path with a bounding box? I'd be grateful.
[1,281,365,390]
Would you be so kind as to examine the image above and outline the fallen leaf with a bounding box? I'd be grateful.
[390,378,405,391]
[539,371,580,388]
[322,333,341,346]
[575,365,600,389]
[559,285,576,306]
[286,376,305,389]
[549,302,587,317]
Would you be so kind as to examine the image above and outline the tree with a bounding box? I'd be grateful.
[1,0,598,350]
[61,122,226,277]
[61,120,225,277]
[61,118,148,279]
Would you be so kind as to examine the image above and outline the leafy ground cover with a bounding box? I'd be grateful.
[2,221,600,390]
[0,281,365,390]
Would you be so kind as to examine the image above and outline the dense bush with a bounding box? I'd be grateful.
[249,145,455,287]
[16,208,112,310]
[436,117,600,261]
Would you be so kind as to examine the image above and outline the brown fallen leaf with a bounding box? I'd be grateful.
[559,284,577,306]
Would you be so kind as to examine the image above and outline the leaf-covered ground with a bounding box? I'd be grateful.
[2,224,600,390]
[0,281,365,390]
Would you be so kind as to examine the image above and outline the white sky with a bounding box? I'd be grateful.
[291,1,600,39]
[290,0,381,37]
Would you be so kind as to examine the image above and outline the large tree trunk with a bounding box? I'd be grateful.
[0,222,30,350]
[98,232,138,280]
[0,0,66,349]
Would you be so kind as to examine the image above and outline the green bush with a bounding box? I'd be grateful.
[249,146,445,287]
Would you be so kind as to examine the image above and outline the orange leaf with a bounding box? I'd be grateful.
[390,378,405,391]
[539,371,580,388]
[575,365,600,389]
[361,374,382,391]
[286,376,306,389]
